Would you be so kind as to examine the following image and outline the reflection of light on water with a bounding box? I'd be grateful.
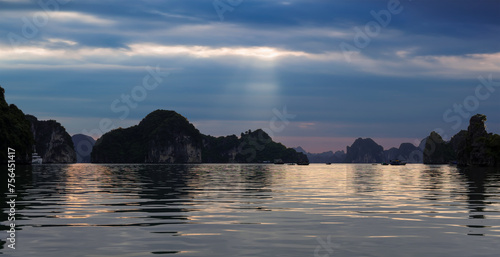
[32,164,146,225]
[16,163,500,257]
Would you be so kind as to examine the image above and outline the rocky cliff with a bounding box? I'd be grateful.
[423,114,499,166]
[92,110,203,163]
[92,110,308,164]
[72,134,96,163]
[384,143,422,163]
[0,86,33,164]
[25,115,76,163]
[458,114,499,167]
[423,131,455,164]
[345,138,384,163]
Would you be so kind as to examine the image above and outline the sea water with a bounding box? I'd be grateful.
[1,164,499,256]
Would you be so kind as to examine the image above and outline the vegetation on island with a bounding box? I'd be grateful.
[424,114,500,167]
[25,115,76,163]
[92,110,203,163]
[92,110,308,164]
[2,84,499,167]
[0,86,33,164]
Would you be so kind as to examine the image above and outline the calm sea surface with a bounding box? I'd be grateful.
[1,164,500,257]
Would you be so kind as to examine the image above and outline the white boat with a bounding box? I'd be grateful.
[32,153,43,164]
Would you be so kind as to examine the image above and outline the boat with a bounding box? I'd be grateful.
[326,163,331,165]
[389,159,406,165]
[32,153,43,164]
[296,162,310,165]
[274,159,284,164]
[381,162,389,165]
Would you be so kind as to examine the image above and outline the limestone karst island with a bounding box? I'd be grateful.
[1,85,499,167]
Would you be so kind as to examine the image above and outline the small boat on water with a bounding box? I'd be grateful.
[32,153,43,164]
[389,159,406,165]
[296,162,310,165]
[274,159,285,165]
[326,163,331,165]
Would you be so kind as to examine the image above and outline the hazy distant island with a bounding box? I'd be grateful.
[1,85,499,167]
[72,134,96,163]
[295,138,426,164]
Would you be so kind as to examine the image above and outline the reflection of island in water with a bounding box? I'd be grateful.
[459,167,500,236]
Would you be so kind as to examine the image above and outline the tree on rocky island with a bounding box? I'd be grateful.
[0,86,33,164]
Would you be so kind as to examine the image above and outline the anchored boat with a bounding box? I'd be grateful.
[389,159,406,165]
[32,153,43,164]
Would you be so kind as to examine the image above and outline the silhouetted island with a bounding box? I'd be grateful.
[0,86,33,164]
[424,114,500,167]
[1,85,498,167]
[91,110,308,164]
[25,115,76,164]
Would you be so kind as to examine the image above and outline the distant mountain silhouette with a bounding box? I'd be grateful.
[345,138,384,163]
[384,142,422,163]
[72,134,96,163]
[293,147,346,163]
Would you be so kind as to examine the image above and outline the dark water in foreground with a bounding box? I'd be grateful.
[1,164,500,257]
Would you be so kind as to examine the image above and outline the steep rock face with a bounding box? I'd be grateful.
[72,134,96,163]
[384,143,422,163]
[0,86,33,164]
[423,131,455,164]
[384,147,399,162]
[92,110,203,163]
[449,130,467,154]
[345,138,384,163]
[398,143,422,163]
[422,114,499,166]
[92,111,307,164]
[26,115,76,163]
[458,114,498,167]
[146,135,202,163]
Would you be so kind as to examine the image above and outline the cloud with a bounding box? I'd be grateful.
[49,11,116,25]
[1,0,499,152]
[127,43,310,59]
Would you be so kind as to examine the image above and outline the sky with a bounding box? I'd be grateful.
[0,0,499,153]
